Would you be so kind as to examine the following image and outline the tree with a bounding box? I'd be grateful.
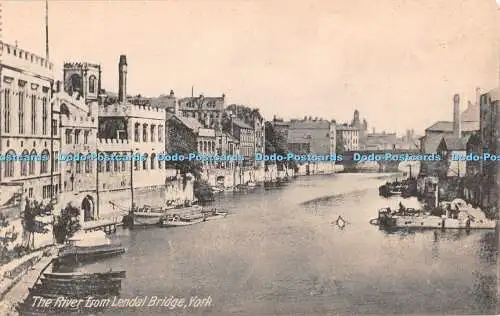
[21,199,52,250]
[264,122,297,172]
[53,203,81,244]
[194,179,214,204]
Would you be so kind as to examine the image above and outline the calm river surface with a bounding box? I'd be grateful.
[85,173,497,315]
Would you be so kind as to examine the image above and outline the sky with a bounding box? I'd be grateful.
[2,0,499,135]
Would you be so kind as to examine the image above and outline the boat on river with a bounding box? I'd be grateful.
[132,205,172,226]
[160,208,229,227]
[376,199,496,230]
[57,231,125,264]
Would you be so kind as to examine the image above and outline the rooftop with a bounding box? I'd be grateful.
[232,119,253,130]
[425,121,479,132]
[167,113,204,132]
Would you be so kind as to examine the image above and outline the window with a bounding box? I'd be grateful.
[84,131,89,144]
[85,160,90,173]
[106,160,111,172]
[52,119,58,136]
[31,95,36,134]
[97,161,103,173]
[29,150,37,175]
[65,129,72,144]
[18,91,25,133]
[53,151,59,172]
[89,75,97,93]
[134,160,139,171]
[158,126,163,142]
[75,129,80,144]
[76,160,81,173]
[4,150,15,177]
[20,150,29,176]
[151,125,156,142]
[134,123,140,142]
[143,124,148,142]
[28,188,33,198]
[114,160,118,172]
[4,88,11,133]
[142,157,148,170]
[121,155,126,171]
[40,150,49,174]
[150,153,156,169]
[42,96,48,135]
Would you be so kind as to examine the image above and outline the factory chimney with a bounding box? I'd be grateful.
[118,55,127,103]
[453,93,461,138]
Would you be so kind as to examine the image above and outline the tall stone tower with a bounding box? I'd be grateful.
[63,62,101,103]
[118,55,127,104]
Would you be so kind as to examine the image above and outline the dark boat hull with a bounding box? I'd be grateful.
[43,270,126,280]
[57,246,125,264]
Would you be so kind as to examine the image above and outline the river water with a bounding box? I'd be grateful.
[83,173,497,315]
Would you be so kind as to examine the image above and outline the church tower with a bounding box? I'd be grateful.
[63,62,101,104]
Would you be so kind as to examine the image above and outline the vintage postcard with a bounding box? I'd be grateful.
[0,0,498,315]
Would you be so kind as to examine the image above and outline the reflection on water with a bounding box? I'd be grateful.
[75,173,496,315]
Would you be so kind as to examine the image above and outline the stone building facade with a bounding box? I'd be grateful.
[53,90,99,220]
[0,41,57,249]
[287,118,336,156]
[0,42,58,204]
[231,119,255,167]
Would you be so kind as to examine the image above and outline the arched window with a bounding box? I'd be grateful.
[20,149,29,176]
[70,74,82,92]
[89,75,97,93]
[150,153,156,169]
[158,156,163,169]
[143,153,148,170]
[40,149,50,174]
[4,150,15,177]
[29,150,37,175]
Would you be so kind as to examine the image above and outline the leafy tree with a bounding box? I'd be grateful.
[194,179,214,203]
[53,203,81,244]
[264,122,297,172]
[21,199,52,250]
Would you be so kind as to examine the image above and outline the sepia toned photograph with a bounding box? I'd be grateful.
[0,0,498,315]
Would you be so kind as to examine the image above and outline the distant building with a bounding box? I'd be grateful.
[226,105,265,169]
[336,124,359,151]
[350,110,368,149]
[165,112,201,154]
[197,128,217,169]
[230,119,255,167]
[215,130,239,169]
[420,93,479,154]
[364,131,398,150]
[287,118,336,156]
[177,93,226,129]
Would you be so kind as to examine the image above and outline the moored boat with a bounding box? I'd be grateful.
[57,231,125,264]
[159,214,204,227]
[376,200,496,230]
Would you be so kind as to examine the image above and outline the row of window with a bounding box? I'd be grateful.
[198,140,216,153]
[134,123,163,143]
[96,153,167,173]
[65,129,90,145]
[3,89,50,135]
[2,149,52,178]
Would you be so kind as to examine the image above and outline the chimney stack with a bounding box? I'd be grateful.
[118,55,127,104]
[453,93,461,138]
